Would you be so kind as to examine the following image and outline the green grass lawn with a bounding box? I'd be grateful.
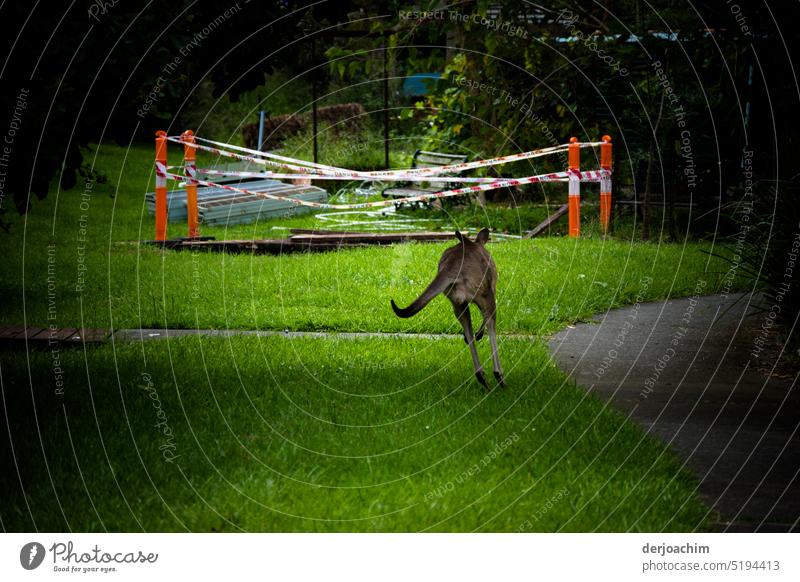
[0,140,737,531]
[1,336,707,532]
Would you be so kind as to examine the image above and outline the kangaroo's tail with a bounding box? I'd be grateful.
[391,271,451,318]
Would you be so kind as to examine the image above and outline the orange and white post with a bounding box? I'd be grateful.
[599,135,612,234]
[182,130,200,238]
[568,137,580,238]
[154,130,168,241]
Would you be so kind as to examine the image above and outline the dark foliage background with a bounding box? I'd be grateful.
[1,1,796,213]
[0,0,349,215]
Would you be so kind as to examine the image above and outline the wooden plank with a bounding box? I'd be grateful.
[290,229,434,236]
[289,232,453,244]
[0,326,109,344]
[524,204,569,238]
[289,228,366,236]
[194,240,296,254]
[21,327,47,340]
[0,325,27,339]
[29,328,54,341]
[51,327,79,341]
[164,232,454,255]
[142,239,188,250]
[66,329,109,343]
[176,240,264,254]
[8,326,30,338]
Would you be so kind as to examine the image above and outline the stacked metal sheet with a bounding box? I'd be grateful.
[145,179,284,222]
[146,174,327,225]
[198,183,327,226]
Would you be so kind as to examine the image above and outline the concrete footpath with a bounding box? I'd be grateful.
[549,293,799,532]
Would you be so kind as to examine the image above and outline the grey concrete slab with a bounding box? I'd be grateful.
[112,328,541,342]
[112,328,467,342]
[549,292,799,531]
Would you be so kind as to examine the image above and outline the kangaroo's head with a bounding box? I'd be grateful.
[455,228,490,246]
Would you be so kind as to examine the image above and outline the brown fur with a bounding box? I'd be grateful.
[391,229,504,388]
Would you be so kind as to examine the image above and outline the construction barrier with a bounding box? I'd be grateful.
[568,137,581,237]
[152,131,613,239]
[154,131,168,241]
[181,130,200,238]
[599,135,613,234]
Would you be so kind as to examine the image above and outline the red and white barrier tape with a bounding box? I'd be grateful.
[166,135,606,179]
[184,162,198,185]
[192,134,606,176]
[161,168,609,211]
[155,161,167,188]
[189,135,373,176]
[167,137,364,177]
[198,169,504,183]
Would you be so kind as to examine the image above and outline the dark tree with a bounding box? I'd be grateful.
[0,0,363,219]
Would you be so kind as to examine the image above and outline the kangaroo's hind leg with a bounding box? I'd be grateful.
[452,302,488,388]
[474,318,486,342]
[476,296,504,387]
[486,316,504,387]
[466,319,485,343]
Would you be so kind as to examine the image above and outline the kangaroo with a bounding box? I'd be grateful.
[390,228,504,388]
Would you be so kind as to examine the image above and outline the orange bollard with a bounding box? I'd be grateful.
[154,130,168,241]
[182,130,200,239]
[568,137,580,238]
[599,135,612,234]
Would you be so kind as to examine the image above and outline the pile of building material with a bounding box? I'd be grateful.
[145,162,328,226]
[197,183,327,226]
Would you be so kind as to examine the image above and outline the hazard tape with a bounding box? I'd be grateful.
[189,134,606,177]
[158,134,611,210]
[155,161,167,189]
[166,137,367,177]
[161,168,609,211]
[166,135,606,179]
[189,135,373,176]
[197,169,505,183]
[185,162,198,185]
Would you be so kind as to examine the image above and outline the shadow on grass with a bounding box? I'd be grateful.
[1,335,708,532]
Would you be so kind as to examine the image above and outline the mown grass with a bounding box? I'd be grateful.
[1,336,707,532]
[2,227,723,333]
[1,144,724,332]
[0,139,738,532]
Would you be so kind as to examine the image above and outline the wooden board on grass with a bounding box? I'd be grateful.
[524,204,569,238]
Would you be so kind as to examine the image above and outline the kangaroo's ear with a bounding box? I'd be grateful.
[476,228,490,245]
[455,230,465,243]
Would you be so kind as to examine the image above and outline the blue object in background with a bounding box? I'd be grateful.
[402,73,443,97]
